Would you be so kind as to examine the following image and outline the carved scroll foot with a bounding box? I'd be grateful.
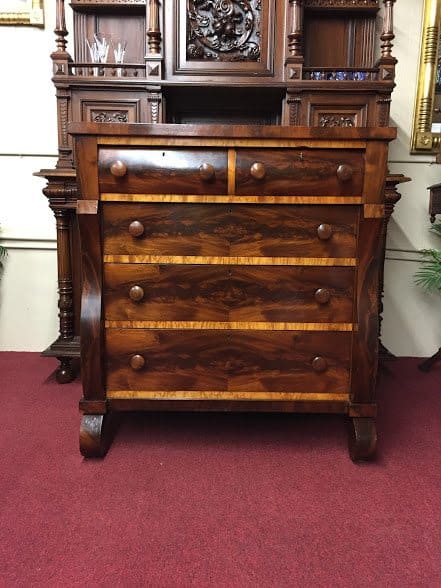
[55,357,77,384]
[80,414,116,458]
[348,417,377,462]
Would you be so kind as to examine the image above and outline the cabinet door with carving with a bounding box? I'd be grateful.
[164,0,285,83]
[71,90,150,125]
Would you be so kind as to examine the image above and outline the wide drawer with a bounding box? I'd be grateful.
[106,330,352,393]
[98,148,228,194]
[104,264,355,323]
[102,203,359,258]
[235,148,364,196]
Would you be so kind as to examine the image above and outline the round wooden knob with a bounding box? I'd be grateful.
[199,163,215,181]
[250,162,266,180]
[312,356,328,373]
[130,354,145,371]
[336,164,353,182]
[317,223,333,241]
[128,220,145,238]
[110,160,127,177]
[315,288,331,305]
[129,285,144,302]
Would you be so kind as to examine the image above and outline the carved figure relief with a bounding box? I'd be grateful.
[319,114,356,128]
[187,0,262,61]
[91,110,129,123]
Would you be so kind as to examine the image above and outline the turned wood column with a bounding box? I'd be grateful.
[378,173,411,361]
[42,184,77,343]
[39,175,80,383]
[52,0,74,168]
[377,0,397,85]
[146,0,164,84]
[53,208,74,341]
[286,0,304,81]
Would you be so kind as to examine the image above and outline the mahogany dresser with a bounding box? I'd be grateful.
[71,122,395,459]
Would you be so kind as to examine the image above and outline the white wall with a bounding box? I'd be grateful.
[383,0,441,356]
[0,4,59,351]
[0,0,438,355]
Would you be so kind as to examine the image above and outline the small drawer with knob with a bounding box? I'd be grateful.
[105,329,352,394]
[235,149,364,196]
[98,148,228,194]
[104,264,355,323]
[102,203,359,258]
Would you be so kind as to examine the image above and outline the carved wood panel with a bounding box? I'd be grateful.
[187,0,262,62]
[169,0,281,80]
[72,92,148,124]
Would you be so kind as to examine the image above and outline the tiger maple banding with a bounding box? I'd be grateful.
[106,391,350,402]
[104,321,354,331]
[103,255,357,266]
[100,194,363,204]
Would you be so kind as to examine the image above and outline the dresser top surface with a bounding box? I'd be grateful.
[68,123,396,142]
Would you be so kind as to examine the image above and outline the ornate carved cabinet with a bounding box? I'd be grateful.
[38,0,405,457]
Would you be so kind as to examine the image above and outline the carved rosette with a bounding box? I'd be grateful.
[187,0,262,62]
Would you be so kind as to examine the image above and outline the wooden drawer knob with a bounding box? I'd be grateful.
[199,163,215,181]
[336,164,353,182]
[315,288,331,305]
[129,285,144,302]
[250,162,266,180]
[130,354,145,371]
[128,220,145,238]
[110,160,127,177]
[317,223,333,240]
[312,356,328,373]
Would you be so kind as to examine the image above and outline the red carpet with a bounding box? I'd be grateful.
[0,352,440,587]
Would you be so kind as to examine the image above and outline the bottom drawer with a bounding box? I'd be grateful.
[106,329,351,394]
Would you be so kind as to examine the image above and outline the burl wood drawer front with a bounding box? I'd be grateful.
[104,264,355,323]
[106,330,351,393]
[98,148,228,194]
[102,203,358,258]
[235,149,364,196]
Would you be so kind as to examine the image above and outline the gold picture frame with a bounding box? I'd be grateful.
[0,0,44,26]
[411,0,441,154]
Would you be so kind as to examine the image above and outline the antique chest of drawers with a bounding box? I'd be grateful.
[71,123,396,460]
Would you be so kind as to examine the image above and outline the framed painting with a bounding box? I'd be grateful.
[0,0,44,26]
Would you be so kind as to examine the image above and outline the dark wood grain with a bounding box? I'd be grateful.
[103,203,359,258]
[80,414,118,458]
[69,123,397,141]
[104,264,355,322]
[75,136,99,200]
[363,141,389,203]
[348,417,377,461]
[106,329,352,393]
[99,148,228,194]
[77,199,105,400]
[107,398,349,414]
[351,217,384,403]
[236,148,364,196]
